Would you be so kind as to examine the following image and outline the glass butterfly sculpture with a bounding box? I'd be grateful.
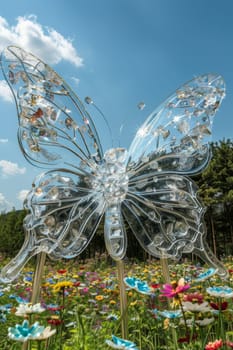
[0,46,228,283]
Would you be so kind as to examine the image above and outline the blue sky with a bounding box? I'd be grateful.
[0,0,232,211]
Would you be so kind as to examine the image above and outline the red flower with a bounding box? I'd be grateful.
[178,334,197,343]
[225,341,233,348]
[205,339,223,350]
[160,279,190,298]
[47,305,64,312]
[210,301,228,311]
[183,292,204,304]
[73,281,81,287]
[151,283,161,289]
[57,269,67,274]
[47,319,63,326]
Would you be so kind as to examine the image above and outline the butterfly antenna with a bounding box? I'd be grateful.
[85,97,113,147]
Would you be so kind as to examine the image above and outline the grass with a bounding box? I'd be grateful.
[0,256,233,349]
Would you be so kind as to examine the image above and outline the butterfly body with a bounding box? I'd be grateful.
[0,46,228,282]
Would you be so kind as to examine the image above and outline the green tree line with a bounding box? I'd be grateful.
[0,139,232,260]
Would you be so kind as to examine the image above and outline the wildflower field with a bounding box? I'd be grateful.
[0,257,233,350]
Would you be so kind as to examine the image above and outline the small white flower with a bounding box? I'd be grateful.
[195,317,215,326]
[15,303,45,316]
[30,327,56,340]
[182,301,211,312]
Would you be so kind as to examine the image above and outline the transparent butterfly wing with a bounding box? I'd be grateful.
[123,174,202,258]
[122,174,227,276]
[0,46,107,282]
[123,74,227,277]
[0,46,104,169]
[0,168,105,282]
[127,74,225,178]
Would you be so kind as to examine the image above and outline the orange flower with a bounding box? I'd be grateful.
[95,295,104,301]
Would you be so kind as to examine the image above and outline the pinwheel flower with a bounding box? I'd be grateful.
[0,46,228,282]
[106,335,138,349]
[158,310,182,319]
[124,277,151,295]
[8,320,44,342]
[194,268,217,282]
[206,286,233,298]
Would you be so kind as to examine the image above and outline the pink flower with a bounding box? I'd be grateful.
[205,339,223,350]
[81,287,89,294]
[160,278,190,298]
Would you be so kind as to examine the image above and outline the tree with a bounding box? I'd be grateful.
[193,139,233,256]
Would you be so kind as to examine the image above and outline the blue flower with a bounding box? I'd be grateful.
[151,308,161,320]
[124,277,151,295]
[0,304,12,321]
[15,296,29,304]
[206,286,233,298]
[8,294,16,299]
[8,320,45,342]
[0,304,12,312]
[106,335,138,349]
[106,314,119,321]
[124,277,138,289]
[0,312,7,323]
[46,278,55,284]
[24,276,33,282]
[159,310,182,319]
[194,268,216,282]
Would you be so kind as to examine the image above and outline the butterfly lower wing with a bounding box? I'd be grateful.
[122,174,227,276]
[0,170,104,282]
[127,74,225,177]
[1,46,103,170]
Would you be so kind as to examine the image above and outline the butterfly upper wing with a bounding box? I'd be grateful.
[0,46,103,170]
[122,74,227,276]
[0,46,107,281]
[127,74,225,178]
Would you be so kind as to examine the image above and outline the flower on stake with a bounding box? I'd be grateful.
[106,335,139,349]
[8,320,45,342]
[206,286,233,298]
[124,277,151,295]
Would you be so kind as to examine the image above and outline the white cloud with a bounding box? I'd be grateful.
[0,160,26,176]
[71,77,80,86]
[0,15,83,67]
[0,80,13,103]
[17,189,29,202]
[0,138,8,143]
[0,192,11,212]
